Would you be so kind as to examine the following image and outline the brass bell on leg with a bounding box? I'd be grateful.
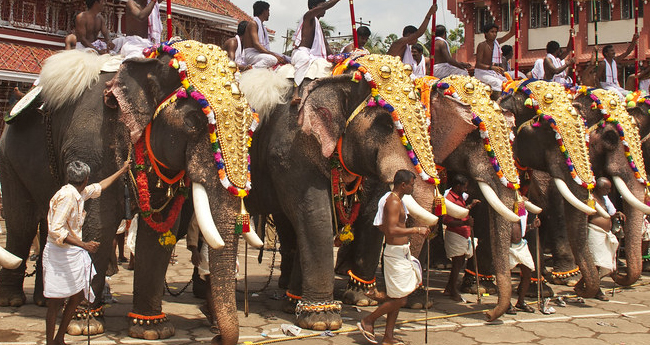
[167,185,173,198]
[179,178,185,188]
[156,178,163,188]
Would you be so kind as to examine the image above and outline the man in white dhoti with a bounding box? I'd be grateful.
[433,25,471,79]
[44,160,130,345]
[474,10,519,95]
[387,4,437,71]
[443,174,479,302]
[506,211,538,314]
[223,21,250,71]
[543,33,575,85]
[118,0,163,59]
[529,58,544,79]
[410,43,429,79]
[341,26,371,54]
[242,1,288,69]
[75,0,115,54]
[598,33,639,101]
[290,0,340,105]
[357,170,430,345]
[587,177,626,301]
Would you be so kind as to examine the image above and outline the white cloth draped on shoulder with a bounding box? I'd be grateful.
[412,57,427,79]
[530,58,544,79]
[235,35,246,66]
[291,18,328,86]
[492,40,502,64]
[601,59,630,101]
[147,0,162,44]
[402,44,416,66]
[383,244,422,298]
[254,16,270,50]
[373,191,408,226]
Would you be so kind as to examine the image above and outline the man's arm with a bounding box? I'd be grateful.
[303,0,340,21]
[387,4,437,56]
[246,21,283,62]
[616,32,640,63]
[341,42,353,53]
[558,28,575,59]
[126,0,162,21]
[437,40,471,69]
[543,56,570,79]
[223,38,237,62]
[497,7,520,45]
[98,161,131,190]
[99,16,114,51]
[381,198,429,237]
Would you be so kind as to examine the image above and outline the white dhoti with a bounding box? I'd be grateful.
[509,239,535,270]
[642,216,650,241]
[600,82,630,102]
[291,47,330,86]
[639,79,650,95]
[243,48,277,69]
[383,243,422,298]
[43,242,96,302]
[444,230,477,259]
[474,68,507,92]
[118,35,152,60]
[587,223,619,272]
[433,63,468,79]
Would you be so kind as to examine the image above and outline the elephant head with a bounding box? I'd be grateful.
[499,80,600,298]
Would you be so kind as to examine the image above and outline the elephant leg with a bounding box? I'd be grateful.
[273,212,296,290]
[283,247,302,314]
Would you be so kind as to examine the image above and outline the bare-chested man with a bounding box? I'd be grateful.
[341,26,370,54]
[124,0,163,42]
[542,29,575,84]
[474,8,519,95]
[357,170,430,345]
[242,1,288,69]
[290,0,340,105]
[222,21,250,70]
[75,0,114,53]
[433,24,471,78]
[387,4,437,75]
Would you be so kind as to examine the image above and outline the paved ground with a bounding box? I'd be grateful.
[1,229,649,345]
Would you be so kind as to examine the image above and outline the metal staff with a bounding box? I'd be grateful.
[348,0,359,49]
[534,218,543,311]
[514,0,520,75]
[470,223,481,304]
[593,0,599,64]
[569,0,577,85]
[166,0,172,40]
[425,235,430,343]
[429,0,437,76]
[245,240,249,317]
[635,0,640,91]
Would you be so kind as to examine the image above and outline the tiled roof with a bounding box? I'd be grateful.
[172,0,252,22]
[0,43,57,75]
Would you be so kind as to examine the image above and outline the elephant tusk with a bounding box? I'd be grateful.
[445,197,470,219]
[477,182,521,223]
[594,202,611,219]
[192,183,225,250]
[0,246,22,270]
[243,219,264,249]
[402,195,439,226]
[553,178,597,215]
[612,175,650,214]
[524,200,543,214]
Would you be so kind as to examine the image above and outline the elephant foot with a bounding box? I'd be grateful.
[460,272,497,295]
[342,273,379,306]
[67,306,106,336]
[406,287,433,309]
[0,291,26,307]
[295,300,342,331]
[550,267,581,286]
[127,312,175,340]
[524,280,554,298]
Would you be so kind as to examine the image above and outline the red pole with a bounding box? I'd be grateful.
[430,2,436,76]
[166,0,172,41]
[514,0,519,76]
[635,0,639,91]
[349,0,359,49]
[570,0,576,85]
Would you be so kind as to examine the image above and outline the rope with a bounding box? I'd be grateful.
[237,229,279,294]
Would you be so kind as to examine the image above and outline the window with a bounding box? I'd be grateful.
[621,0,644,19]
[500,3,514,31]
[558,0,580,25]
[588,0,612,22]
[530,1,551,28]
[475,7,494,34]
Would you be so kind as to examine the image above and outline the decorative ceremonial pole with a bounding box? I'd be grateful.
[514,0,520,76]
[470,226,481,304]
[425,236,430,343]
[569,0,577,85]
[593,0,599,64]
[429,1,437,76]
[635,0,639,91]
[349,0,359,49]
[166,0,172,41]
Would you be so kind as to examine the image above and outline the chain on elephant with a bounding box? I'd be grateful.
[341,271,378,307]
[294,300,343,331]
[67,305,105,336]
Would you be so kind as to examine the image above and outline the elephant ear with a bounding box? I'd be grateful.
[105,56,180,144]
[429,90,477,163]
[298,74,367,157]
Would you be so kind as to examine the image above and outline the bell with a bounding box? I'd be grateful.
[139,319,144,325]
[132,318,138,325]
[353,193,359,203]
[179,178,186,188]
[147,165,153,173]
[167,186,173,198]
[380,65,392,79]
[156,178,163,188]
[195,55,208,69]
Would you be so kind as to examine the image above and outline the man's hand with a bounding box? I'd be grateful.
[415,226,431,237]
[119,160,132,175]
[615,211,627,223]
[84,241,100,253]
[275,54,289,64]
[468,199,481,210]
[492,65,505,75]
[465,216,474,227]
[428,4,438,15]
[633,32,640,43]
[461,62,472,69]
[565,56,576,65]
[107,41,115,51]
[190,248,202,267]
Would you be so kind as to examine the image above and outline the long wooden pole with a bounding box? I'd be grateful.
[514,0,520,76]
[349,0,359,49]
[569,0,576,85]
[430,1,436,76]
[635,0,640,91]
[166,0,172,40]
[593,0,599,64]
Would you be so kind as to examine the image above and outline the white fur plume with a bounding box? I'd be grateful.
[238,68,292,119]
[39,50,113,110]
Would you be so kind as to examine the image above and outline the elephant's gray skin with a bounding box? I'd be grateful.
[244,67,438,331]
[499,86,600,298]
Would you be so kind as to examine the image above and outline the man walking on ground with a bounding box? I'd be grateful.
[433,24,471,78]
[357,170,430,345]
[474,8,519,94]
[387,5,437,74]
[44,160,130,345]
[243,1,289,69]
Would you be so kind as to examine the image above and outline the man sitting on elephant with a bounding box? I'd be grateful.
[598,33,639,101]
[44,160,130,345]
[357,170,430,345]
[474,8,519,94]
[587,177,626,301]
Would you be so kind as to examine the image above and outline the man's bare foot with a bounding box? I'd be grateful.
[381,337,406,345]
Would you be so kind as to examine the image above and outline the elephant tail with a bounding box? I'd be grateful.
[239,68,292,119]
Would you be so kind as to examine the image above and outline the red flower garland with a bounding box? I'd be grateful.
[135,138,187,234]
[331,166,362,225]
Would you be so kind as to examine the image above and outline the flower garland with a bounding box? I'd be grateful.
[143,40,258,198]
[331,159,363,245]
[517,81,594,189]
[436,82,520,190]
[339,58,439,185]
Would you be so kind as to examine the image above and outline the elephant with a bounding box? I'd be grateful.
[240,55,443,331]
[0,41,263,345]
[499,79,601,298]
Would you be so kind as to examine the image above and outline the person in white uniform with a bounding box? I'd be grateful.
[474,9,519,95]
[543,32,575,84]
[386,4,437,71]
[44,160,130,345]
[433,24,471,78]
[597,33,639,101]
[242,1,289,69]
[357,170,430,345]
[410,43,429,79]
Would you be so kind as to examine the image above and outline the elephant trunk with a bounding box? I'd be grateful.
[0,246,22,269]
[485,208,513,321]
[565,201,600,297]
[612,176,645,286]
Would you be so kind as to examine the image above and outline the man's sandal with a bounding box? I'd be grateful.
[515,302,535,313]
[357,321,378,344]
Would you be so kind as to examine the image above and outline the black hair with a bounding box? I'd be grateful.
[308,0,326,9]
[435,25,446,37]
[602,44,614,57]
[450,174,469,188]
[482,23,498,34]
[412,43,424,53]
[237,21,248,36]
[86,0,99,9]
[253,1,270,16]
[403,25,417,37]
[546,40,560,54]
[501,44,513,57]
[394,170,416,186]
[357,26,371,38]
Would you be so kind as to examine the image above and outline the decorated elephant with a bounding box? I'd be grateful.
[241,55,444,331]
[0,41,263,345]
